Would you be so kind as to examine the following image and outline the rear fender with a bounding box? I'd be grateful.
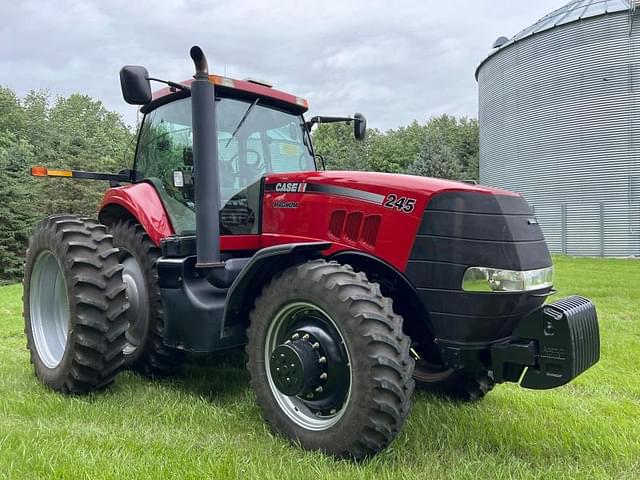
[99,182,174,245]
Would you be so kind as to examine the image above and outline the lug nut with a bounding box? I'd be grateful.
[306,393,314,399]
[285,340,291,344]
[311,342,320,350]
[302,333,310,340]
[318,356,327,364]
[292,333,300,340]
[319,373,327,380]
[315,386,323,393]
[330,409,337,415]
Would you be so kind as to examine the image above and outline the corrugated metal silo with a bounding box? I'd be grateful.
[477,0,640,256]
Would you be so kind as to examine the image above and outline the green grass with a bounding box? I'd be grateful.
[0,256,638,479]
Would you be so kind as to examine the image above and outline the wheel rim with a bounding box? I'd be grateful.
[29,251,69,368]
[265,302,352,431]
[120,251,148,356]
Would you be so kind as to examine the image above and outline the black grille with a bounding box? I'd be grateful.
[406,191,553,344]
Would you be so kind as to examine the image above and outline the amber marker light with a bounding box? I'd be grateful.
[46,169,73,177]
[30,166,48,176]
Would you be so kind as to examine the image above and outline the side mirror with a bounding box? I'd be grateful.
[119,65,152,105]
[353,112,367,141]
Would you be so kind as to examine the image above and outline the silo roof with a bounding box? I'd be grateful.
[476,0,632,77]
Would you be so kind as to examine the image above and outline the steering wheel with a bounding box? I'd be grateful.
[229,149,264,180]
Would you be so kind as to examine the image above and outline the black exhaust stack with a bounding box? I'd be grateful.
[189,46,247,288]
[190,46,222,270]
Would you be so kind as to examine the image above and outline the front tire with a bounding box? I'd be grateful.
[247,260,415,459]
[23,215,128,394]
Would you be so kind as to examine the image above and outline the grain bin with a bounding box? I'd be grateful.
[477,0,640,256]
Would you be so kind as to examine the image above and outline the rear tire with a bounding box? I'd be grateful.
[413,359,494,402]
[247,260,415,459]
[109,220,184,377]
[23,215,128,394]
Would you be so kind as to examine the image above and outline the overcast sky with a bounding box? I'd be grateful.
[1,0,562,131]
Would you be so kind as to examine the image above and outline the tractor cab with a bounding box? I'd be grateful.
[122,70,364,239]
[134,83,316,236]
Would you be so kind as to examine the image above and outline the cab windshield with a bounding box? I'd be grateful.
[135,96,315,235]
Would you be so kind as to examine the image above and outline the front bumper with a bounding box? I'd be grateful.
[439,296,600,390]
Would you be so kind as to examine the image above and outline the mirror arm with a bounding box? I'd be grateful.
[146,76,191,92]
[307,115,358,129]
[307,113,367,141]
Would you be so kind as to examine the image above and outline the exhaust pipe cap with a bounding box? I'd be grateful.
[190,45,209,76]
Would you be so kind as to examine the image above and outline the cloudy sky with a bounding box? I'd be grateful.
[1,0,562,131]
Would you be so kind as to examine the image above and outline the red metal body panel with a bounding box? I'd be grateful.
[101,171,518,272]
[261,171,517,271]
[101,182,174,244]
[101,182,262,251]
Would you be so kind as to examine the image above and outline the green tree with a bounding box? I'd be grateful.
[0,87,26,136]
[0,136,38,280]
[408,130,463,180]
[368,121,425,173]
[38,93,133,216]
[311,115,479,180]
[426,115,479,180]
[311,122,369,171]
[0,87,133,281]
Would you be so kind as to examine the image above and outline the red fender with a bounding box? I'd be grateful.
[100,182,174,245]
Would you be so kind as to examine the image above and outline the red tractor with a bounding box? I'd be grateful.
[24,46,600,459]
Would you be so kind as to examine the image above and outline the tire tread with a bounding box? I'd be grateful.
[23,215,128,394]
[247,259,415,459]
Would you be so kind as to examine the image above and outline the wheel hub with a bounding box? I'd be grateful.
[120,253,148,355]
[264,302,353,430]
[270,336,323,396]
[268,324,350,413]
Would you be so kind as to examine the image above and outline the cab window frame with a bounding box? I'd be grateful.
[131,92,315,236]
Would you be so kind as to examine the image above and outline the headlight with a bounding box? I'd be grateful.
[462,266,554,292]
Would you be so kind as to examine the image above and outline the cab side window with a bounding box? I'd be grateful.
[135,97,260,235]
[136,98,197,234]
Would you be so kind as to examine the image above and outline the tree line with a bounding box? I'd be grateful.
[0,86,478,282]
[0,87,133,281]
[311,115,478,180]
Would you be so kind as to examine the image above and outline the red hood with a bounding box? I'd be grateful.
[266,170,519,198]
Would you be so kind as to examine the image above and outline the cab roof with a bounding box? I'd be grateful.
[142,74,309,115]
